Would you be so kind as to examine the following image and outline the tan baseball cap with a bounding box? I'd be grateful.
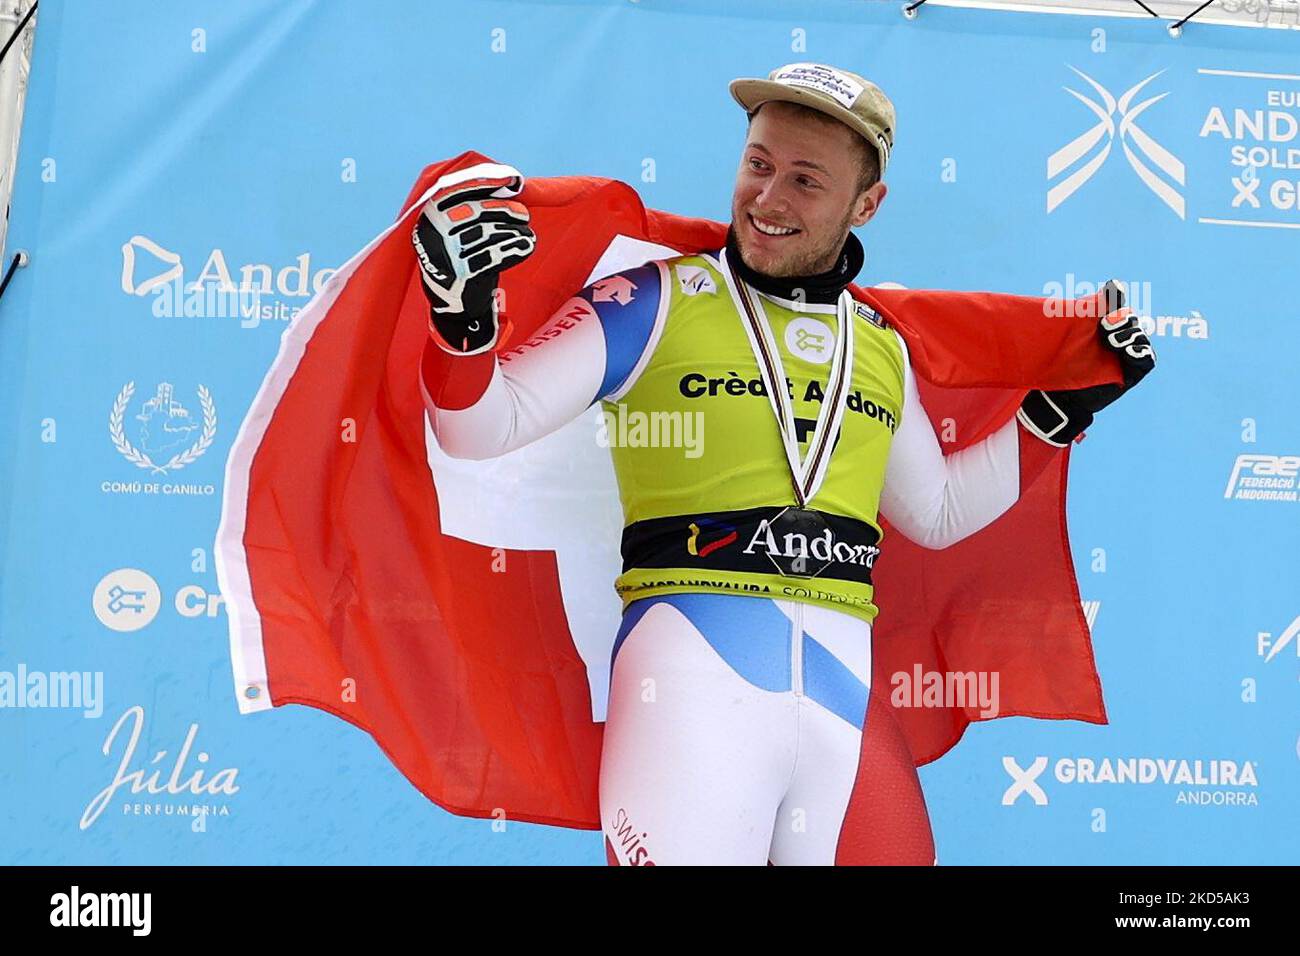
[729,62,896,177]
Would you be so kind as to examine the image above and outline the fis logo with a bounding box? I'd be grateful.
[675,264,717,297]
[1258,615,1300,663]
[1047,68,1186,218]
[1224,453,1300,502]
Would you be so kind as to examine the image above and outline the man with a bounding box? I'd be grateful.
[412,63,1155,864]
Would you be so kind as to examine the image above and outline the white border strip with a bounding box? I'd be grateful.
[920,0,1149,18]
[1198,68,1300,80]
[915,0,1300,30]
[0,0,37,264]
[1198,217,1300,229]
[214,161,519,714]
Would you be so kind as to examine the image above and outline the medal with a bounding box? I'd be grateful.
[718,247,856,578]
[763,506,833,578]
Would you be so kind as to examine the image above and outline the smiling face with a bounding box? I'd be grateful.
[730,100,888,278]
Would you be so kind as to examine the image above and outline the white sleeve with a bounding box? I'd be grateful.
[426,261,669,460]
[424,296,611,460]
[878,331,1022,550]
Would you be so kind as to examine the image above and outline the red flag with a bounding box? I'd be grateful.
[217,150,1122,828]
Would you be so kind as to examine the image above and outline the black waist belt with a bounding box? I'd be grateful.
[621,506,881,584]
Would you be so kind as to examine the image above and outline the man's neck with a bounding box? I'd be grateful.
[723,224,864,306]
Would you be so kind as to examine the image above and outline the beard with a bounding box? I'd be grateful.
[733,202,856,278]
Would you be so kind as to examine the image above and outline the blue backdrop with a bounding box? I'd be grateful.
[1,0,1296,864]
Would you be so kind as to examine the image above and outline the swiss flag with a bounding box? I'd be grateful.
[216,151,1122,829]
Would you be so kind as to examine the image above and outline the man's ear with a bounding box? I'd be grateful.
[853,182,887,228]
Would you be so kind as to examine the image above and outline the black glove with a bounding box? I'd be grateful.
[412,169,536,355]
[1018,280,1156,447]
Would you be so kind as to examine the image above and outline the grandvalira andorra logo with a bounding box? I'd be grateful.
[110,381,217,475]
[1047,67,1186,219]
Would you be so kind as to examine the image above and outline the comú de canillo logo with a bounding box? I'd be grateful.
[110,381,216,475]
[1047,67,1186,218]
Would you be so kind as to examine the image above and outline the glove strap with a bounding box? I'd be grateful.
[1017,390,1090,447]
[428,306,499,356]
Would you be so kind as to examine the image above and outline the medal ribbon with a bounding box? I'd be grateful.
[719,246,855,508]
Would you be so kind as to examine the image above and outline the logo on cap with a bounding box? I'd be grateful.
[772,63,864,110]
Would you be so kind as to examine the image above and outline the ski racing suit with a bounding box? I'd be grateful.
[420,226,1063,865]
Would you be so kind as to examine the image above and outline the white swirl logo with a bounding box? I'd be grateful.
[120,236,182,296]
[1047,67,1185,219]
[1002,755,1050,806]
